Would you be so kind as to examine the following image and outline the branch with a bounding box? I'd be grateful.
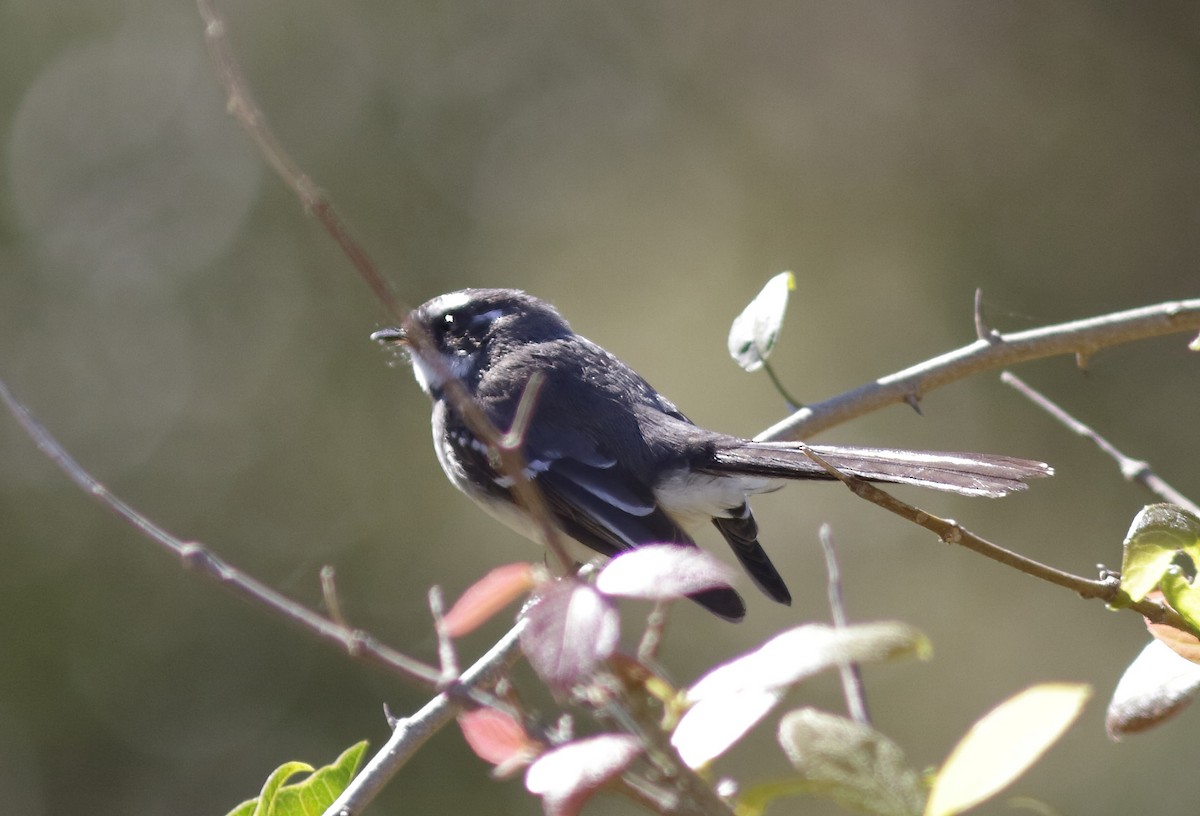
[2,366,536,812]
[796,445,1199,637]
[1001,371,1200,517]
[757,298,1200,441]
[819,524,870,726]
[322,620,527,816]
[194,0,400,317]
[0,377,442,686]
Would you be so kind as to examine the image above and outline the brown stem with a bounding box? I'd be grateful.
[797,444,1199,637]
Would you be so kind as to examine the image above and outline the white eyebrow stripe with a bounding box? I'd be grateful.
[426,291,473,314]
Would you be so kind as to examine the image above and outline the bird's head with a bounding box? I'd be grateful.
[371,288,572,396]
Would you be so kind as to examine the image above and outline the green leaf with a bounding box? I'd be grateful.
[728,271,795,372]
[924,684,1090,816]
[223,741,369,816]
[1161,569,1200,634]
[736,779,834,816]
[775,707,925,816]
[1119,504,1200,603]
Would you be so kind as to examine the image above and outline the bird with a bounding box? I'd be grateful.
[372,288,1051,621]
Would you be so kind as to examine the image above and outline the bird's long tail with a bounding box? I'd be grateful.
[704,442,1052,497]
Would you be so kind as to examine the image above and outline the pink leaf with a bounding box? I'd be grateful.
[458,708,539,767]
[521,579,619,693]
[525,734,642,816]
[443,563,538,637]
[595,544,735,600]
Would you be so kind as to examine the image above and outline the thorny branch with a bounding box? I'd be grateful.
[757,298,1200,442]
[323,622,528,816]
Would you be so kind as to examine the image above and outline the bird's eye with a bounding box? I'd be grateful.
[440,312,464,337]
[438,311,474,348]
[437,307,497,349]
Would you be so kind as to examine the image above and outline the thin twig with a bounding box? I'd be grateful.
[759,358,803,411]
[637,601,671,663]
[494,372,573,573]
[973,288,1001,343]
[1001,372,1200,516]
[322,620,527,816]
[197,0,570,578]
[320,565,350,630]
[818,524,870,726]
[757,298,1200,441]
[195,0,400,317]
[0,377,442,686]
[428,586,460,685]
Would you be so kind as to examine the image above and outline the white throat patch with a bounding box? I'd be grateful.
[411,351,473,394]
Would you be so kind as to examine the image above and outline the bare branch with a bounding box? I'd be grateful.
[194,0,401,317]
[757,298,1200,441]
[819,524,870,726]
[0,377,442,686]
[1001,371,1200,516]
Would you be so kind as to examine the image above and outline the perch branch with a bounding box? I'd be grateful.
[796,445,1198,636]
[757,298,1200,441]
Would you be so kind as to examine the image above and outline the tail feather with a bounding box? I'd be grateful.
[688,585,747,621]
[705,442,1052,498]
[712,504,792,605]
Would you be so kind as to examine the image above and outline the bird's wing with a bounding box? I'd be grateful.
[469,348,748,619]
[517,430,747,621]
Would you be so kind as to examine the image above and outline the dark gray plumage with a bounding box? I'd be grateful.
[375,288,1052,621]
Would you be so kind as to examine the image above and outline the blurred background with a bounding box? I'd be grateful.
[1,1,1197,813]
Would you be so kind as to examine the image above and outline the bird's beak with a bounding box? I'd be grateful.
[370,327,408,346]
